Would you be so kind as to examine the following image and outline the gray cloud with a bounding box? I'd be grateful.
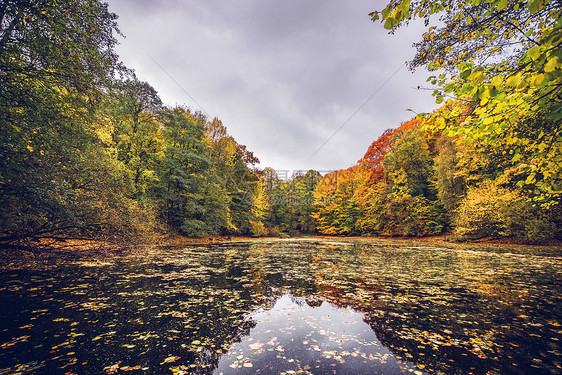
[106,0,439,172]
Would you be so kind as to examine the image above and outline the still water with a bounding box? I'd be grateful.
[0,239,560,374]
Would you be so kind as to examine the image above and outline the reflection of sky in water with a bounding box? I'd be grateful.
[214,294,426,375]
[1,240,560,374]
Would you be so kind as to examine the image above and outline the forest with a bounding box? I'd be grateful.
[1,0,561,249]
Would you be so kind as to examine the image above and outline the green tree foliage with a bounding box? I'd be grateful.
[205,117,267,236]
[154,108,229,237]
[1,0,122,101]
[359,118,421,183]
[372,0,562,205]
[277,170,321,235]
[384,130,436,200]
[261,168,290,234]
[0,0,128,245]
[259,169,320,235]
[354,129,445,237]
[381,130,445,235]
[106,78,164,198]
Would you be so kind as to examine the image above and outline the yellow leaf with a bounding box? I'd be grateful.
[490,75,503,87]
[472,71,486,85]
[544,56,560,72]
[506,73,521,87]
[533,74,545,87]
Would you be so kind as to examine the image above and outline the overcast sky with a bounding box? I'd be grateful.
[105,0,439,174]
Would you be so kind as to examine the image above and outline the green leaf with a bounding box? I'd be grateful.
[460,69,472,80]
[505,74,521,87]
[496,0,508,10]
[384,17,395,29]
[471,71,486,85]
[381,6,391,19]
[400,0,411,14]
[532,73,546,87]
[527,0,543,14]
[546,103,562,120]
[527,46,541,61]
[525,172,537,184]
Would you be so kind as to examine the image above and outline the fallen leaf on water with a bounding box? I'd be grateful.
[161,356,180,364]
[249,342,263,350]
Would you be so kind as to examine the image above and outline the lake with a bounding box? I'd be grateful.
[0,238,561,374]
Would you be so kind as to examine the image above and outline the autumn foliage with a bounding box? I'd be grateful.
[313,111,561,241]
[359,118,421,183]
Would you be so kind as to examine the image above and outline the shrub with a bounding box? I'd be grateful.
[454,182,559,243]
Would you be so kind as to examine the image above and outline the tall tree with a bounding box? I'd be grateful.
[107,78,163,198]
[313,167,364,235]
[360,118,421,183]
[205,117,264,235]
[156,108,222,236]
[0,0,125,245]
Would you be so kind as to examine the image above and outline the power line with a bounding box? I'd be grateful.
[308,62,407,160]
[147,54,211,118]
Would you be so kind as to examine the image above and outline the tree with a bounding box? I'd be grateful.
[378,130,445,235]
[313,167,364,235]
[0,0,126,246]
[260,168,290,233]
[284,170,321,234]
[433,136,468,214]
[156,108,229,236]
[106,78,164,198]
[1,0,122,106]
[454,181,562,242]
[383,130,437,200]
[360,118,421,183]
[372,0,562,204]
[205,117,264,235]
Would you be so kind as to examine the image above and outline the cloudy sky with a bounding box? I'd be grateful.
[105,0,439,174]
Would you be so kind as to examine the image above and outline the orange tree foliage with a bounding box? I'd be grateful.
[316,118,445,237]
[359,118,421,183]
[313,108,561,240]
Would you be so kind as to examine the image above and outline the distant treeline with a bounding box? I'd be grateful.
[313,116,561,242]
[1,0,560,248]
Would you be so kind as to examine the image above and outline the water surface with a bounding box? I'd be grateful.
[0,239,560,374]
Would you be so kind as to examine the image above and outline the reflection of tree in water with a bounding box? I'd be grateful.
[186,320,256,375]
[0,241,559,375]
[195,241,560,375]
[305,297,323,307]
[289,295,304,306]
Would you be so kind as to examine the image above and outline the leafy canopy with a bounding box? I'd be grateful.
[371,0,562,204]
